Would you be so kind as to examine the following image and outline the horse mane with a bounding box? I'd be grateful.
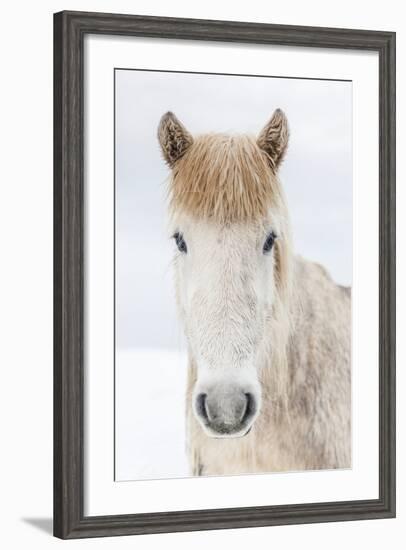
[168,133,284,223]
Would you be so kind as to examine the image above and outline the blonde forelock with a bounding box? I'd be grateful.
[168,133,282,223]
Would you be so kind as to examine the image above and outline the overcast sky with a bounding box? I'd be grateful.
[115,69,352,351]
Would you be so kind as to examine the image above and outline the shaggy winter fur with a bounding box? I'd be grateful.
[158,110,288,223]
[168,134,282,223]
[158,110,351,475]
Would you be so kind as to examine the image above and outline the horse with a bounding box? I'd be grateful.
[158,109,351,476]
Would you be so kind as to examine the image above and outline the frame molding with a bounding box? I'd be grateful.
[54,10,396,539]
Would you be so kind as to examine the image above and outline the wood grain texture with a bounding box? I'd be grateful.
[53,10,396,539]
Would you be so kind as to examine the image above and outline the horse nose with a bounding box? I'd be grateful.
[194,389,257,437]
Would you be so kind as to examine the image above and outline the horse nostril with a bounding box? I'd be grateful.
[242,392,256,424]
[195,393,209,422]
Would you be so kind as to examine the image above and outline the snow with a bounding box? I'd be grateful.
[115,348,189,481]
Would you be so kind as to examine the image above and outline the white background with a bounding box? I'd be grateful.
[0,0,402,548]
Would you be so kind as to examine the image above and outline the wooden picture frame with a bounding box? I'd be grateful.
[54,10,396,539]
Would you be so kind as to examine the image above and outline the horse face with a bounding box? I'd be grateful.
[171,216,280,438]
[159,109,289,439]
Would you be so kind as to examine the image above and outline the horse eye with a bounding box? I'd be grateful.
[173,232,187,254]
[263,232,277,254]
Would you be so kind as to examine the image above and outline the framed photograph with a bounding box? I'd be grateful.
[54,11,396,539]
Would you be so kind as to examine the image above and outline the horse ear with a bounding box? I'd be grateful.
[158,112,193,167]
[257,109,289,170]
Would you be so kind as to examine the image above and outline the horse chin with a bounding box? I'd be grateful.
[200,423,253,440]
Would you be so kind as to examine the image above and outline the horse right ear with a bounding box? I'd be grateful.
[257,109,289,171]
[158,112,193,167]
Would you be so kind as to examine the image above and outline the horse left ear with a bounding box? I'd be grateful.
[257,109,289,170]
[158,111,194,167]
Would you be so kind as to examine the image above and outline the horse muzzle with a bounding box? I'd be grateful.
[193,378,260,438]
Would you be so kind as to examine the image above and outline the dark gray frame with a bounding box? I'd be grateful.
[54,10,396,539]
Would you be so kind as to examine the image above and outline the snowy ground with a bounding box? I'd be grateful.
[115,348,189,481]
